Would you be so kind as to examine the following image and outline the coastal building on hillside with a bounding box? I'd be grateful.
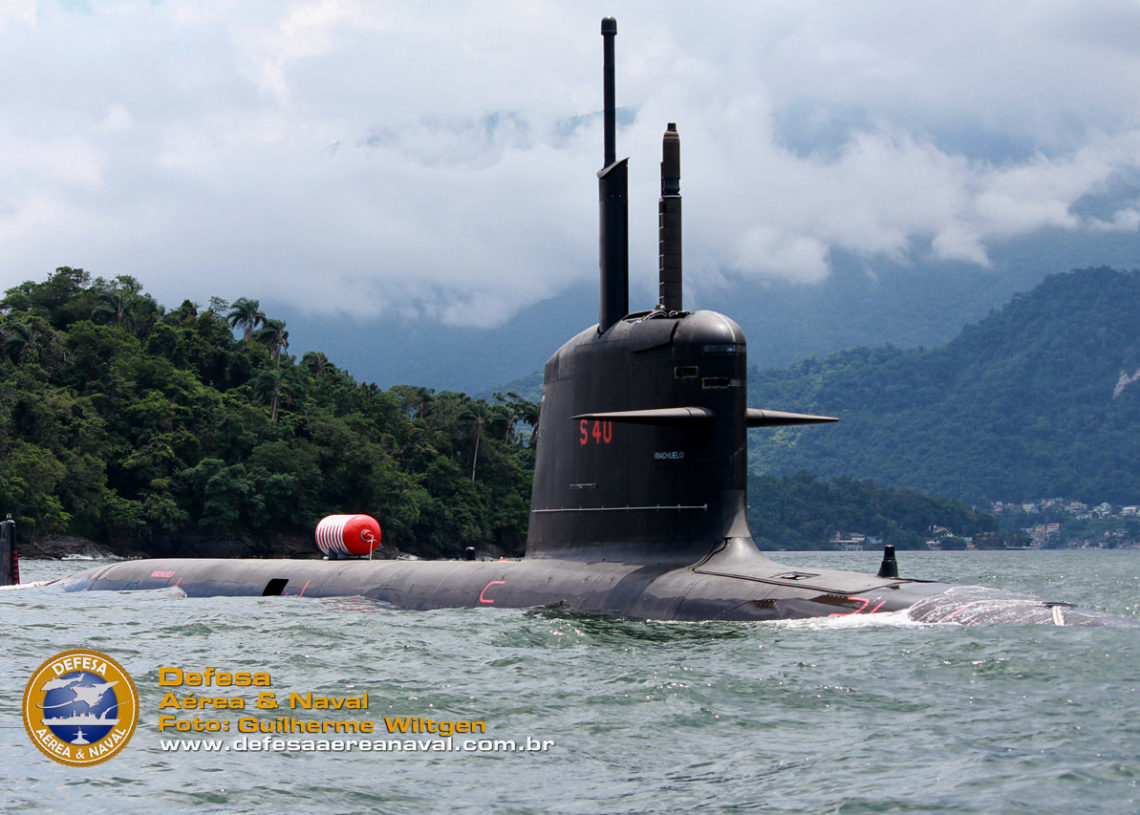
[830,532,866,551]
[1025,523,1062,548]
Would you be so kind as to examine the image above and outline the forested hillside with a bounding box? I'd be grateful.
[750,267,1140,506]
[746,472,1016,550]
[2,267,1014,555]
[1,268,537,557]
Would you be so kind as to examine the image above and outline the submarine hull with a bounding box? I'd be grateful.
[58,542,945,621]
[60,549,1130,629]
[58,541,1135,627]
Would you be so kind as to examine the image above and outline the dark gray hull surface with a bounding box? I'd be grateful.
[58,540,941,620]
[56,541,1135,626]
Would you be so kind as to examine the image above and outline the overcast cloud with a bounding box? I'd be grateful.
[2,0,1139,326]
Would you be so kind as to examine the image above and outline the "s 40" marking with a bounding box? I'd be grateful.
[579,420,613,445]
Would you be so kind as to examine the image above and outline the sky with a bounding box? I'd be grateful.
[2,0,1140,329]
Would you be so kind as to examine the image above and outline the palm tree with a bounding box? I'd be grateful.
[254,318,289,362]
[3,320,40,364]
[253,366,293,421]
[391,385,436,420]
[227,297,265,340]
[494,391,540,444]
[91,285,142,331]
[2,316,67,369]
[460,401,491,482]
[302,350,332,380]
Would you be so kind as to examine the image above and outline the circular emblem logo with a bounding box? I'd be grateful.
[22,649,139,766]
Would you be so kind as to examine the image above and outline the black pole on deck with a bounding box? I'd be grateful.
[877,544,898,579]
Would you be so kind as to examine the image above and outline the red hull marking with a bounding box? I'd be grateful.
[151,570,175,578]
[943,605,971,621]
[829,596,885,617]
[478,580,506,604]
[299,580,310,597]
[579,420,615,446]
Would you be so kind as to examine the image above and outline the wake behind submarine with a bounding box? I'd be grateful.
[41,19,1134,627]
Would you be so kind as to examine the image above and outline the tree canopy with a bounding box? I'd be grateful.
[1,268,535,557]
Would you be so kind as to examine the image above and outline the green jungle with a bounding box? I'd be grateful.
[1,268,537,558]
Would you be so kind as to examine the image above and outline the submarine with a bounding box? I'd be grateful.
[20,19,1136,627]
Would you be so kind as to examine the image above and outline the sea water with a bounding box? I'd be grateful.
[2,550,1137,814]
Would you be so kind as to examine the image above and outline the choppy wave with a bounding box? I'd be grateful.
[3,552,1138,814]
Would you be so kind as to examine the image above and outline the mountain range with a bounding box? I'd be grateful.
[274,228,1139,395]
[749,266,1140,508]
[293,252,1140,512]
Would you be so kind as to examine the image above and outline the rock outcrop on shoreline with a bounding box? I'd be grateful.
[19,535,117,560]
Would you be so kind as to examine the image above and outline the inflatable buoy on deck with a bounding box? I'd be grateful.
[315,514,381,557]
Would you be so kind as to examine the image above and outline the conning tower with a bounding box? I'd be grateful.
[526,19,835,564]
